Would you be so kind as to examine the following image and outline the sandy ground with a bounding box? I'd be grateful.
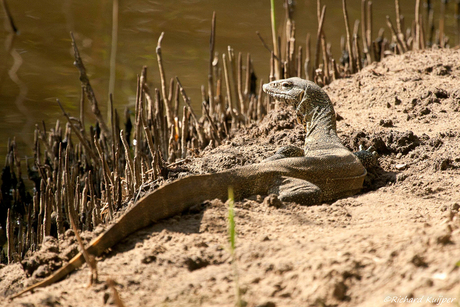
[1,48,460,307]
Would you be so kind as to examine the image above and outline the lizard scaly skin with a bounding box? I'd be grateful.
[11,77,366,299]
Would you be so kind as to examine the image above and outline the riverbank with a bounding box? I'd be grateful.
[2,48,460,307]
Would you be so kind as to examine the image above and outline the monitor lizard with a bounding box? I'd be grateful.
[11,77,371,298]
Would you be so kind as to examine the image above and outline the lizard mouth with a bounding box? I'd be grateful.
[268,93,296,104]
[263,85,297,104]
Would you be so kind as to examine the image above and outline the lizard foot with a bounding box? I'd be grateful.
[354,145,379,169]
[270,176,322,206]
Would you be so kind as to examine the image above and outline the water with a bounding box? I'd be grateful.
[0,0,458,164]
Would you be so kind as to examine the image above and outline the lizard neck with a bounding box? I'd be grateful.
[301,93,344,154]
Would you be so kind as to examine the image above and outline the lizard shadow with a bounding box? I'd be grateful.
[105,205,206,257]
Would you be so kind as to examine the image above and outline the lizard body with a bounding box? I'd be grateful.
[11,77,366,298]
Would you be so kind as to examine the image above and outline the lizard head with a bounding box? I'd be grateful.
[262,77,332,112]
[262,77,336,136]
[262,77,307,105]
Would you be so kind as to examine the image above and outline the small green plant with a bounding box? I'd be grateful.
[228,186,244,307]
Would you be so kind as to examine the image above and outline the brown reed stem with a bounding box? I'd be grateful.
[237,52,245,115]
[305,33,311,80]
[394,0,402,35]
[208,11,216,115]
[244,53,251,97]
[57,99,99,163]
[342,0,355,73]
[69,196,98,285]
[70,32,111,139]
[367,1,373,58]
[315,6,327,76]
[439,0,446,47]
[6,208,13,263]
[353,20,362,71]
[361,0,372,64]
[270,0,280,79]
[222,53,237,126]
[156,32,173,129]
[414,0,421,50]
[297,46,303,78]
[176,77,206,147]
[120,129,134,196]
[227,47,241,115]
[386,16,406,53]
[321,33,329,82]
[181,106,188,159]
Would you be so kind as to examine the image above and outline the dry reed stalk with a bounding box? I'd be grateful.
[321,32,330,82]
[367,1,373,60]
[419,14,426,49]
[270,51,275,81]
[56,143,64,236]
[6,208,13,263]
[342,0,355,73]
[70,32,110,139]
[94,136,114,219]
[156,32,174,129]
[237,52,245,115]
[305,33,311,80]
[414,0,421,50]
[222,53,238,127]
[57,99,99,163]
[331,58,338,80]
[257,80,264,120]
[353,20,362,71]
[120,129,134,197]
[394,0,402,36]
[69,195,98,286]
[202,100,220,146]
[244,53,251,99]
[386,16,406,53]
[361,0,372,64]
[208,12,216,115]
[79,87,85,133]
[439,0,446,47]
[134,76,143,162]
[181,106,188,159]
[43,183,51,239]
[315,6,326,76]
[227,47,241,115]
[108,0,118,122]
[176,77,206,148]
[297,46,303,78]
[270,0,280,79]
[427,6,434,47]
[142,124,156,166]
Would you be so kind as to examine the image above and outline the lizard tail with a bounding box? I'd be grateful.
[11,171,240,299]
[9,253,85,299]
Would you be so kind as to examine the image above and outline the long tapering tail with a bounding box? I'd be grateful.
[11,170,245,298]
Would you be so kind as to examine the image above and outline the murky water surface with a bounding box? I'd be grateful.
[0,0,458,162]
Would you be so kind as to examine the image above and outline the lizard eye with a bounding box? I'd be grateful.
[281,82,293,89]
